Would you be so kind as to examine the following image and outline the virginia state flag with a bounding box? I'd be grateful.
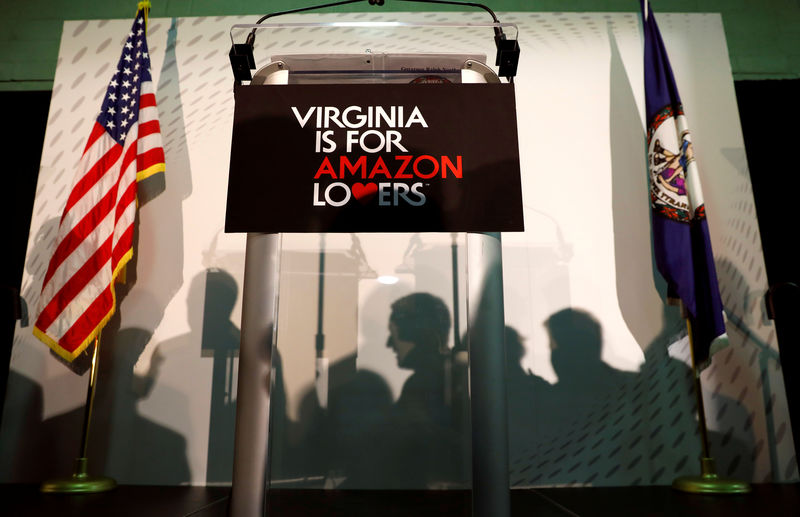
[641,1,726,368]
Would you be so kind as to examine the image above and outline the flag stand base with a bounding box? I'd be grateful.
[41,337,115,494]
[672,457,751,495]
[40,457,116,493]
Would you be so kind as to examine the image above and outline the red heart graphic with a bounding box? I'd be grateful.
[352,182,378,203]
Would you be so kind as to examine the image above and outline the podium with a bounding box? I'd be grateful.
[225,19,522,517]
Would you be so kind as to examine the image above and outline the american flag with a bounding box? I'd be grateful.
[33,7,165,362]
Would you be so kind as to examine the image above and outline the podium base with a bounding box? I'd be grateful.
[672,458,751,495]
[41,457,116,494]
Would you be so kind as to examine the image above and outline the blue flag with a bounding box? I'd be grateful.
[641,1,726,368]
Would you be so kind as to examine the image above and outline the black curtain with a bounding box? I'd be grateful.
[735,79,800,458]
[1,90,50,418]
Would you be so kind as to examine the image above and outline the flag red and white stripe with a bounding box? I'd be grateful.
[34,8,164,361]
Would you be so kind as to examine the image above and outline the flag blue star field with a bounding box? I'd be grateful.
[34,7,165,361]
[641,1,726,368]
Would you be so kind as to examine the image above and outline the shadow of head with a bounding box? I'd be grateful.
[187,269,238,331]
[545,308,603,379]
[388,292,451,369]
[505,326,526,367]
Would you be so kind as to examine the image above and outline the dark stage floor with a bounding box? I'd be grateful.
[1,484,798,516]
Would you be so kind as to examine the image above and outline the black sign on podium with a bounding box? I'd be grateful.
[225,83,524,233]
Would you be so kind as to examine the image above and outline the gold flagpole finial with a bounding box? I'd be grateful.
[137,1,151,32]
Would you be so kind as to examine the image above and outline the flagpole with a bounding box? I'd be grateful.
[41,335,116,493]
[672,316,750,494]
[35,0,158,493]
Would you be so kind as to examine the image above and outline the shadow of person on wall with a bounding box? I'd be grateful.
[503,326,552,462]
[137,270,242,485]
[35,290,191,485]
[199,269,240,484]
[509,303,756,487]
[102,323,191,484]
[29,140,190,482]
[270,349,395,489]
[378,292,466,489]
[5,17,193,480]
[1,217,56,481]
[323,364,395,488]
[0,371,44,482]
[524,308,639,485]
[280,292,468,490]
[546,308,637,413]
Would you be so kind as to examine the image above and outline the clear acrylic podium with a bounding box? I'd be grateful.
[227,22,517,517]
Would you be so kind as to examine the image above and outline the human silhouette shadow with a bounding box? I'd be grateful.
[35,291,191,484]
[547,308,637,417]
[277,292,468,490]
[508,302,757,487]
[0,371,44,482]
[199,269,240,484]
[268,345,329,486]
[101,324,191,483]
[143,270,241,484]
[379,293,465,488]
[18,207,191,484]
[1,217,56,481]
[269,349,394,488]
[6,25,192,479]
[508,309,640,486]
[503,326,551,461]
[26,143,189,481]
